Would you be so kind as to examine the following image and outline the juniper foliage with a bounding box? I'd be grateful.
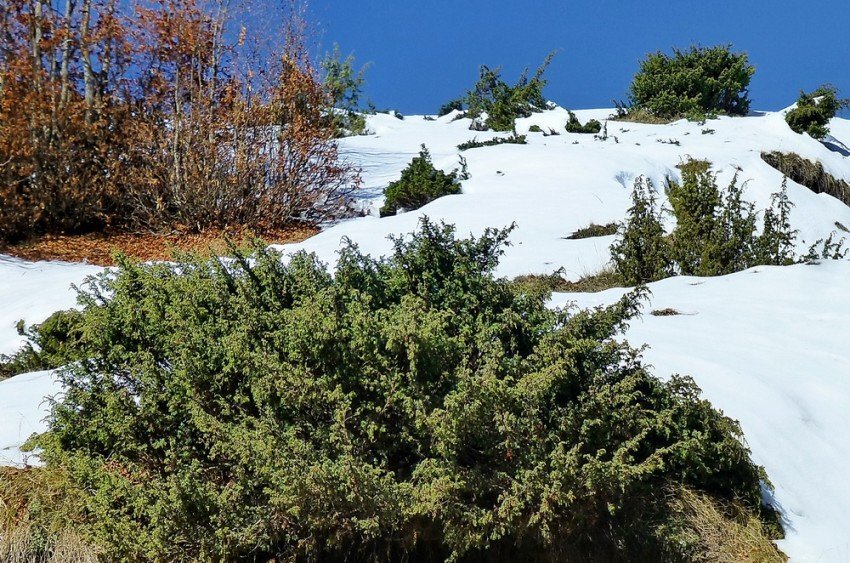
[629,45,754,120]
[565,111,602,134]
[612,162,801,284]
[785,85,849,139]
[463,53,554,131]
[380,146,462,216]
[610,177,673,284]
[322,45,369,136]
[26,220,775,561]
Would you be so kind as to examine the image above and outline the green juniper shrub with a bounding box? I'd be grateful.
[611,177,674,285]
[464,53,555,131]
[322,45,370,137]
[755,180,798,266]
[0,310,85,380]
[705,172,760,275]
[665,160,799,276]
[666,163,724,275]
[25,219,779,561]
[437,99,465,117]
[565,111,602,134]
[611,161,800,285]
[804,231,848,261]
[380,146,462,216]
[785,85,848,139]
[528,124,543,133]
[667,161,796,276]
[629,45,755,120]
[456,133,527,151]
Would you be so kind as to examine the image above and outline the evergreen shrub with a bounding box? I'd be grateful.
[565,112,602,134]
[785,85,848,139]
[628,45,754,120]
[380,146,462,216]
[0,310,85,380]
[23,220,778,561]
[441,54,554,131]
[611,162,799,284]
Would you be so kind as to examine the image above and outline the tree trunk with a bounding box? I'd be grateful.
[59,0,76,108]
[80,0,95,122]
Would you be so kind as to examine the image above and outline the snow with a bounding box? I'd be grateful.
[293,107,850,282]
[1,107,849,560]
[0,370,61,466]
[0,256,100,355]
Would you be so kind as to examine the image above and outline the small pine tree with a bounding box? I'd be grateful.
[322,44,369,136]
[611,177,673,284]
[756,179,798,265]
[700,173,758,275]
[380,145,462,217]
[667,161,721,275]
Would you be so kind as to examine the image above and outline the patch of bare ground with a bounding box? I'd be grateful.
[0,226,319,266]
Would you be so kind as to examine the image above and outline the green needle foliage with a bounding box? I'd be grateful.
[449,53,554,131]
[322,44,369,137]
[380,146,462,216]
[785,85,849,140]
[24,220,777,561]
[610,177,673,285]
[629,45,754,120]
[565,111,602,134]
[612,161,800,284]
[0,310,85,380]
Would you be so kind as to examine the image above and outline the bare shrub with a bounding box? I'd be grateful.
[0,0,359,243]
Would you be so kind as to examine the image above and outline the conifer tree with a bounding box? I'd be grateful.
[611,177,673,284]
[702,173,758,275]
[667,162,720,275]
[756,179,798,265]
[322,44,369,136]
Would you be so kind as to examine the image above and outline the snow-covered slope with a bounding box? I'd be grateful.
[290,107,850,281]
[1,107,849,561]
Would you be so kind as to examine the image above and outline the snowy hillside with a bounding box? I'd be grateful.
[1,107,849,561]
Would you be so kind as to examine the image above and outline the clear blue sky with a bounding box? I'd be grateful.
[307,0,850,115]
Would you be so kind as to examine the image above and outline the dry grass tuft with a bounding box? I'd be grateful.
[513,266,623,294]
[761,152,850,207]
[651,308,681,316]
[565,222,619,240]
[670,488,786,563]
[0,467,100,562]
[610,107,675,124]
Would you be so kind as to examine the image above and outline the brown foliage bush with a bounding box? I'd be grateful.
[0,0,358,243]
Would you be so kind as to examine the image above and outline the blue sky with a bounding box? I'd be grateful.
[307,0,850,115]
